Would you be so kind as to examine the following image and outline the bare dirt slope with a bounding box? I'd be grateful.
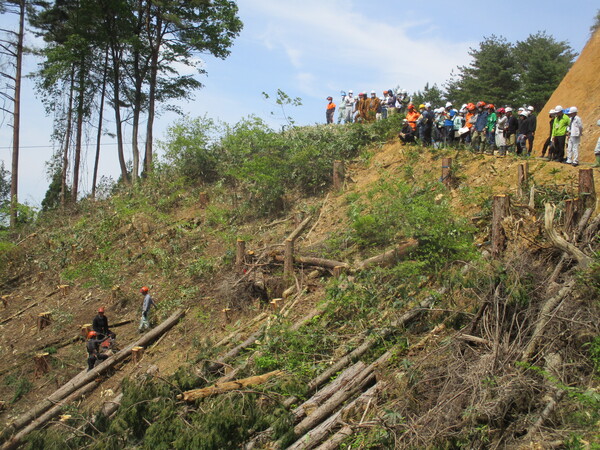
[536,29,600,162]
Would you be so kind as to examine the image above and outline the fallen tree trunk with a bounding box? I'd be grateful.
[354,239,418,271]
[178,370,283,402]
[314,425,352,450]
[273,254,349,270]
[100,392,123,419]
[1,308,185,443]
[0,301,39,325]
[544,203,591,268]
[214,312,268,348]
[287,215,312,242]
[2,381,99,450]
[286,383,382,450]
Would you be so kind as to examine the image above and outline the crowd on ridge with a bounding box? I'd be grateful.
[325,89,598,166]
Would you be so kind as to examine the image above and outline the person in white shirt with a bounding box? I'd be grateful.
[566,106,583,166]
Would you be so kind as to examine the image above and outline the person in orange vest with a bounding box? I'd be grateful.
[326,96,336,124]
[406,103,420,132]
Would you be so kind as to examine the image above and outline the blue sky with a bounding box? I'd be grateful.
[0,0,598,205]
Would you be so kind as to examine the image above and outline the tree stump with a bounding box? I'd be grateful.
[579,169,595,213]
[34,353,50,377]
[517,163,528,198]
[81,324,92,339]
[284,238,294,284]
[333,266,346,278]
[132,346,145,364]
[111,285,121,300]
[270,298,283,311]
[222,308,232,322]
[491,195,510,258]
[141,222,150,234]
[57,285,70,297]
[441,157,452,188]
[37,312,52,331]
[333,160,345,191]
[1,295,9,308]
[199,191,209,208]
[564,198,580,232]
[235,239,246,274]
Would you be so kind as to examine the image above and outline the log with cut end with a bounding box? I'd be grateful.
[132,346,145,364]
[354,239,418,270]
[273,253,349,270]
[34,353,50,377]
[177,370,283,402]
[1,308,185,444]
[315,425,353,450]
[287,215,312,242]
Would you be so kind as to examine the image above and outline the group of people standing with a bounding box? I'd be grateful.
[325,92,590,165]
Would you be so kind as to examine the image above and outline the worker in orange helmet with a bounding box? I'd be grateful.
[406,103,421,132]
[86,330,109,371]
[139,286,156,332]
[92,307,115,340]
[325,96,336,124]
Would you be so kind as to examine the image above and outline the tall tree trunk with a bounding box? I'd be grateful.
[91,47,109,199]
[9,0,24,229]
[71,63,85,201]
[144,12,162,176]
[110,47,128,184]
[60,69,75,206]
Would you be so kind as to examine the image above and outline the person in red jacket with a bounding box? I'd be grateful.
[326,96,336,124]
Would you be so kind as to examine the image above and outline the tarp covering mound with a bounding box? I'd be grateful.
[536,29,600,162]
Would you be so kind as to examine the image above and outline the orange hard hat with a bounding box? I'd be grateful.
[487,104,495,110]
[98,307,105,313]
[140,286,149,294]
[87,330,97,339]
[467,103,475,111]
[408,103,414,109]
[476,101,486,108]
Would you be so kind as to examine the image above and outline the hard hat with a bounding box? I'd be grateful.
[98,307,105,313]
[461,104,467,110]
[505,107,513,112]
[548,109,556,115]
[445,101,452,108]
[519,111,527,116]
[497,107,505,114]
[140,286,149,294]
[348,90,353,94]
[424,102,431,108]
[326,96,332,100]
[467,103,475,111]
[402,119,408,122]
[340,91,346,96]
[383,90,388,94]
[568,106,577,113]
[370,90,376,94]
[518,107,524,111]
[527,106,534,111]
[476,101,486,108]
[87,330,97,339]
[419,104,426,109]
[396,89,402,95]
[487,104,495,110]
[401,89,407,94]
[408,103,415,109]
[555,105,563,113]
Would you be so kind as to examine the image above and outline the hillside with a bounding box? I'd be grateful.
[0,121,599,449]
[536,28,600,162]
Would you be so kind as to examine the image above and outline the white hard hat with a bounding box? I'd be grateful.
[527,106,534,111]
[461,104,467,110]
[371,90,376,94]
[445,101,452,108]
[396,89,402,95]
[555,105,563,112]
[348,90,353,94]
[548,109,556,114]
[424,102,431,108]
[401,89,407,94]
[505,107,513,112]
[568,106,577,113]
[518,107,524,111]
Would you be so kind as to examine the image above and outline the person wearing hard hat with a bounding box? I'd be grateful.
[326,96,336,124]
[337,92,346,124]
[406,103,420,132]
[342,90,355,124]
[504,107,519,153]
[526,106,537,154]
[566,106,583,166]
[386,89,397,116]
[485,104,497,155]
[86,330,109,371]
[516,110,530,155]
[139,286,156,332]
[471,101,489,153]
[367,90,380,123]
[92,307,115,340]
[495,108,507,156]
[551,105,570,162]
[421,103,434,146]
[541,109,557,159]
[396,89,409,112]
[443,102,457,146]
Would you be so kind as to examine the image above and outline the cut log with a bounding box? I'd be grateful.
[274,254,349,271]
[441,157,452,188]
[269,298,283,312]
[1,380,98,450]
[207,327,265,373]
[544,203,591,268]
[1,309,185,443]
[287,215,312,242]
[100,392,123,419]
[177,370,283,402]
[34,353,50,377]
[578,168,595,213]
[457,334,491,347]
[284,239,294,284]
[315,425,353,450]
[354,239,418,271]
[236,239,246,274]
[528,185,535,210]
[132,346,145,364]
[288,384,381,450]
[37,312,52,331]
[332,160,345,191]
[491,194,510,258]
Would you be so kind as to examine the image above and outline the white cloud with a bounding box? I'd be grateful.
[243,0,474,97]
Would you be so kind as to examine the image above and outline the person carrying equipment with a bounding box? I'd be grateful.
[86,331,109,371]
[92,307,115,339]
[139,286,156,332]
